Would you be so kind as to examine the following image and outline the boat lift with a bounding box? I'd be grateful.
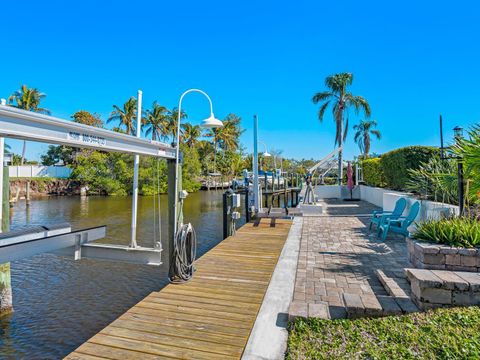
[0,93,176,266]
[308,146,343,183]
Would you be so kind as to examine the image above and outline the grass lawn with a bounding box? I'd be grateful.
[286,306,480,359]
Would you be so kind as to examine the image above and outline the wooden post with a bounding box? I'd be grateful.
[26,180,31,206]
[167,158,181,279]
[245,190,250,222]
[0,166,12,316]
[223,191,229,239]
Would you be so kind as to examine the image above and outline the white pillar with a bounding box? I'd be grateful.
[253,115,260,212]
[130,90,142,248]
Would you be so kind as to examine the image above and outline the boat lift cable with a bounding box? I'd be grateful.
[169,198,197,283]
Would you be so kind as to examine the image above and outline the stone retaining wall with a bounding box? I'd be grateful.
[407,238,480,272]
[406,268,480,310]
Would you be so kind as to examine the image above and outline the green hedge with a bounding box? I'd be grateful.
[361,158,384,187]
[381,146,439,190]
[361,146,440,191]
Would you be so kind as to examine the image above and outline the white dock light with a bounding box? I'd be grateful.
[201,113,223,129]
[259,141,271,157]
[173,89,222,266]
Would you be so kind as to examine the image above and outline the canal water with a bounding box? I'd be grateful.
[0,191,241,359]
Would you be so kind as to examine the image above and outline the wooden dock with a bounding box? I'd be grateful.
[67,218,292,360]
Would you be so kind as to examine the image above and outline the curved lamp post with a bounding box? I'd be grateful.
[173,89,223,237]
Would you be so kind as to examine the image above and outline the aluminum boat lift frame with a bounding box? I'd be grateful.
[0,97,175,266]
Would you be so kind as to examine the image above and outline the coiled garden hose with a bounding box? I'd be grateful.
[169,222,197,283]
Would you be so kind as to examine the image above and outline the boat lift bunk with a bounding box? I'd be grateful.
[0,95,174,266]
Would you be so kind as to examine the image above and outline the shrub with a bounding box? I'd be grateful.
[361,157,384,187]
[406,156,459,204]
[413,217,480,248]
[380,146,439,190]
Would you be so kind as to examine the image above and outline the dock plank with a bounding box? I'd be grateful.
[67,218,292,359]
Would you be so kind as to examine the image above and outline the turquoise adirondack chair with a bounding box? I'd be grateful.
[369,197,407,232]
[379,201,420,241]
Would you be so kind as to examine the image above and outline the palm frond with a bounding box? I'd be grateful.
[317,101,330,121]
[312,92,334,104]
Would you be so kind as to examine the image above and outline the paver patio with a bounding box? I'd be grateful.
[291,199,417,319]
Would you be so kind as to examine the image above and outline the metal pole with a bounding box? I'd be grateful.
[439,115,445,160]
[173,89,215,238]
[130,90,142,248]
[253,115,260,213]
[458,161,464,215]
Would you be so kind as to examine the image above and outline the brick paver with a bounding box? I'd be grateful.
[293,199,411,318]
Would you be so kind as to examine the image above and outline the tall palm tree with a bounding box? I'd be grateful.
[353,119,381,157]
[181,123,202,148]
[8,85,51,165]
[312,73,371,184]
[108,97,137,135]
[144,101,169,141]
[165,107,187,145]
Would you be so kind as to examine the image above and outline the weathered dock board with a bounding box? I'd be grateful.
[66,218,292,360]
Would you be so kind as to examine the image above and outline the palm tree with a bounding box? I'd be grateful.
[8,85,51,165]
[144,101,169,141]
[181,123,202,148]
[108,97,137,135]
[353,120,381,157]
[312,73,371,184]
[218,114,243,151]
[165,107,187,145]
[205,127,222,174]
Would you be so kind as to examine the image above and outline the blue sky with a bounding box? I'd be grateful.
[1,0,479,162]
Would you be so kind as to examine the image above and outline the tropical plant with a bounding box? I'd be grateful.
[108,97,137,135]
[181,123,202,148]
[406,156,459,204]
[353,119,381,156]
[452,125,480,204]
[72,110,104,128]
[204,127,221,173]
[165,107,187,144]
[413,217,480,248]
[196,140,215,174]
[144,102,169,141]
[217,114,243,151]
[312,73,371,184]
[8,85,51,165]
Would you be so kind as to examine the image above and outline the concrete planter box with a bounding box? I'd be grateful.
[407,238,480,272]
